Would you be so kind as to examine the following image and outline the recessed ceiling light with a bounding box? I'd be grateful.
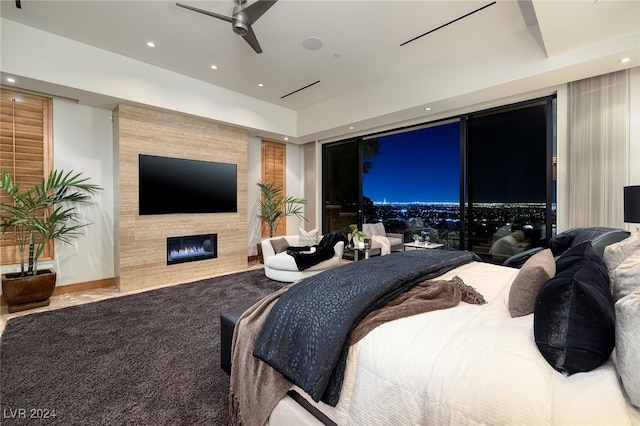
[349,126,355,130]
[6,77,15,83]
[618,57,632,63]
[424,107,432,111]
[284,137,289,141]
[302,37,324,50]
[146,41,156,48]
[210,65,218,70]
[257,83,264,87]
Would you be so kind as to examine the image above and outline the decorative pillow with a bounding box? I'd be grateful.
[508,249,555,317]
[615,286,640,408]
[554,240,593,273]
[270,237,290,254]
[612,248,640,302]
[534,242,615,376]
[298,227,319,246]
[603,230,640,278]
[364,222,386,237]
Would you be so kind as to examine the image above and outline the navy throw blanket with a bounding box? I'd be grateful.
[286,233,348,271]
[253,249,479,405]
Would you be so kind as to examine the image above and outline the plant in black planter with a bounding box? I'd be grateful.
[257,181,306,238]
[0,168,102,312]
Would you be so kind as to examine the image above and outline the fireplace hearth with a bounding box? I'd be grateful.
[167,234,217,265]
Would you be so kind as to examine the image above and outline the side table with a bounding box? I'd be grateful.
[403,242,444,251]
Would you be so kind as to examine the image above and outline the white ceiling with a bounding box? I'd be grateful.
[1,0,639,142]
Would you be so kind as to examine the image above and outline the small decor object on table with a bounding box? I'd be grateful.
[353,230,366,249]
[349,224,366,249]
[412,234,422,245]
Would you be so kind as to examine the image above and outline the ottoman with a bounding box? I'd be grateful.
[220,306,248,375]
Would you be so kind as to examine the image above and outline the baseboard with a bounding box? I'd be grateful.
[0,277,116,306]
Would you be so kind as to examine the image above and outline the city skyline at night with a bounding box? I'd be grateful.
[363,121,460,203]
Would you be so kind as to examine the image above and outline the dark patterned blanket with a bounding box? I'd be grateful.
[286,232,348,270]
[253,249,479,405]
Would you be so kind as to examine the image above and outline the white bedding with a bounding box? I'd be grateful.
[268,261,640,426]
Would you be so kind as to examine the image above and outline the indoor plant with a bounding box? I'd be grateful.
[352,230,366,248]
[0,167,102,312]
[257,181,306,238]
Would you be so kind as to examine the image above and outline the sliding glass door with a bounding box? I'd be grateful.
[361,122,461,248]
[466,99,555,263]
[321,96,556,263]
[322,139,360,234]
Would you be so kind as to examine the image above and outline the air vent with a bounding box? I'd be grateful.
[401,1,496,47]
[281,81,320,99]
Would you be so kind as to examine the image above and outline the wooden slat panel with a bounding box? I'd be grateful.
[261,140,287,237]
[0,88,53,265]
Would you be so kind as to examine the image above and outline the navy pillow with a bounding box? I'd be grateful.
[554,239,596,272]
[534,242,615,376]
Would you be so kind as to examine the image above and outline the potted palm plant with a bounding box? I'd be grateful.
[257,181,306,238]
[0,167,102,313]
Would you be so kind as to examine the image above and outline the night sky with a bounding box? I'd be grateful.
[364,122,460,203]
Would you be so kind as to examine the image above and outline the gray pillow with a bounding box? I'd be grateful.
[615,286,640,408]
[270,237,290,254]
[508,249,555,317]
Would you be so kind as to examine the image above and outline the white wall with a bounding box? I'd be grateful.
[0,99,115,287]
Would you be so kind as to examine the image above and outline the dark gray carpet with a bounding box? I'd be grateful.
[0,268,285,426]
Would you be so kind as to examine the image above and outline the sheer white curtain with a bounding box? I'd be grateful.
[567,70,629,228]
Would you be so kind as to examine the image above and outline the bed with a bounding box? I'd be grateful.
[230,237,640,426]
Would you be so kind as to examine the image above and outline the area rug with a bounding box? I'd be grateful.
[0,269,285,426]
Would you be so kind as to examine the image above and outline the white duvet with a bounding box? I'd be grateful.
[270,262,640,426]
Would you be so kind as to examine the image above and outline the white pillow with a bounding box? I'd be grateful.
[615,286,640,408]
[612,249,640,302]
[363,223,385,237]
[373,222,386,237]
[603,231,640,291]
[298,227,319,246]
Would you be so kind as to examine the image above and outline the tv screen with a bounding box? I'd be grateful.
[138,154,237,215]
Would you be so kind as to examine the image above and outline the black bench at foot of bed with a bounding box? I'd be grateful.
[220,306,247,375]
[223,303,338,425]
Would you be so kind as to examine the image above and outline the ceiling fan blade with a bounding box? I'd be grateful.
[176,3,233,23]
[242,26,263,54]
[241,0,278,24]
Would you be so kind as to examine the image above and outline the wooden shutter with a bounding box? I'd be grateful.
[261,140,286,237]
[0,88,53,265]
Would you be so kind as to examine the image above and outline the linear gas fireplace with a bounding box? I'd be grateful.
[167,233,217,265]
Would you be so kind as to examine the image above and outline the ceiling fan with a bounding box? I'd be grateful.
[176,0,278,54]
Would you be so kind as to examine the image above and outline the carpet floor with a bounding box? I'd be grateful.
[0,269,285,426]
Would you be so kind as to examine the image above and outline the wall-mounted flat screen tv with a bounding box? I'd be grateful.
[139,154,237,215]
